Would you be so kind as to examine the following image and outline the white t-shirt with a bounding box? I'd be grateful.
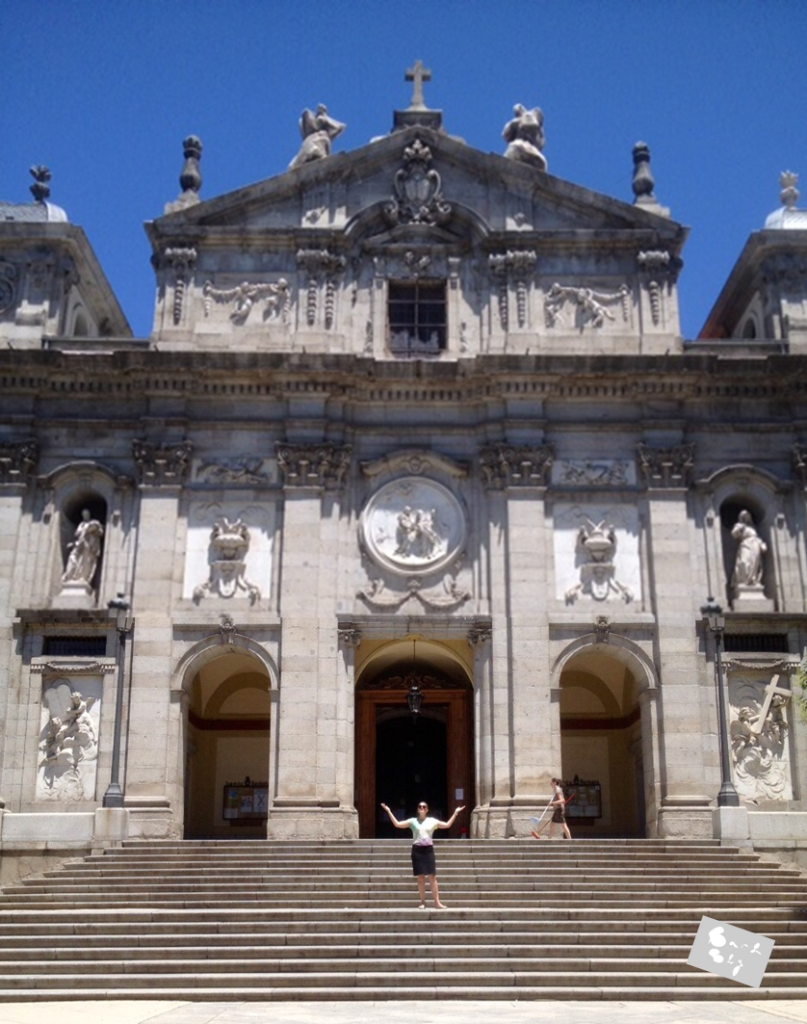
[408,816,439,845]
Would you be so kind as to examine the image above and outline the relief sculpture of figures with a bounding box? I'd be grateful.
[394,506,443,560]
[39,686,100,802]
[289,104,345,170]
[502,104,547,172]
[729,675,792,803]
[731,509,767,591]
[61,509,104,587]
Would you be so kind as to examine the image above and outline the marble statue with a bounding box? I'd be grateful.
[289,105,345,170]
[61,509,104,587]
[731,509,766,589]
[502,104,547,172]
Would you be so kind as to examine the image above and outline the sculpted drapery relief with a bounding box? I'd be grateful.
[544,282,630,330]
[554,504,641,605]
[183,502,274,605]
[203,278,290,325]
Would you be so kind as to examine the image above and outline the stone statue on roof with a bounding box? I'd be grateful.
[502,104,547,172]
[289,105,346,170]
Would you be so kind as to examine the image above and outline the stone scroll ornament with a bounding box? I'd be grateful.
[193,517,261,604]
[565,517,633,604]
[39,684,100,802]
[544,283,630,329]
[203,279,289,324]
[729,675,792,803]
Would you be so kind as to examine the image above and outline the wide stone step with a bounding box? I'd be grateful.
[2,968,806,990]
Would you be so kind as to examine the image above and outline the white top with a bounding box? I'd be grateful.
[408,816,439,845]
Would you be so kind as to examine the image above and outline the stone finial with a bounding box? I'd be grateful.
[29,166,52,202]
[164,136,202,214]
[179,135,203,195]
[780,171,799,210]
[632,142,655,203]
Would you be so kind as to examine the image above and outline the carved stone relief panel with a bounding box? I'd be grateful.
[727,673,793,803]
[551,459,636,488]
[554,503,641,604]
[191,455,274,487]
[544,282,631,330]
[203,278,290,325]
[361,477,466,578]
[182,501,275,603]
[38,677,102,802]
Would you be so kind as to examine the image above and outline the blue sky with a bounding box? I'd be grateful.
[3,1,806,339]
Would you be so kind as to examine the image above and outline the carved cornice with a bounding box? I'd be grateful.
[0,438,39,486]
[31,658,117,675]
[132,439,193,487]
[479,443,554,490]
[637,442,695,489]
[276,442,351,490]
[360,448,468,480]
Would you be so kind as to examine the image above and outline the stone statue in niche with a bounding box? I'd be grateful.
[61,509,104,590]
[193,517,261,604]
[38,684,100,801]
[729,675,792,803]
[289,105,345,169]
[731,510,767,592]
[502,104,547,171]
[565,517,634,604]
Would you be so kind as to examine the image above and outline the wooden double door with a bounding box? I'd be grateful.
[355,688,473,838]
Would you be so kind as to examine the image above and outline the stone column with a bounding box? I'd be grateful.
[271,442,355,838]
[0,440,39,809]
[127,439,192,837]
[479,443,554,836]
[638,443,712,838]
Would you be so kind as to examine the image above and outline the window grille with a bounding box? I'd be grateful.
[388,281,446,356]
[723,634,789,654]
[43,636,108,657]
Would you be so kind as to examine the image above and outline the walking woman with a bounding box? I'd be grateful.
[380,800,465,909]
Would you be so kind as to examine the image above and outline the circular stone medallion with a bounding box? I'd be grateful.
[361,477,466,576]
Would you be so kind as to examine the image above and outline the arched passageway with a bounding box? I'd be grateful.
[559,649,645,837]
[184,649,271,839]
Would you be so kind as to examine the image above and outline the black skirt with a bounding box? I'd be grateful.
[411,843,436,876]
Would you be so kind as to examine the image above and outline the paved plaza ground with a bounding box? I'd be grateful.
[0,1000,806,1024]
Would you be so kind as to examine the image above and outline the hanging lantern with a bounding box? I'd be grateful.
[407,638,423,719]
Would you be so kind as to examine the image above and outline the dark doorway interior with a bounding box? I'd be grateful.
[374,710,447,838]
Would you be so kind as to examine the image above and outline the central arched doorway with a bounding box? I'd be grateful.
[355,638,473,838]
[183,648,271,839]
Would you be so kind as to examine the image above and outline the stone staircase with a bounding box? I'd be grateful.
[0,838,805,1001]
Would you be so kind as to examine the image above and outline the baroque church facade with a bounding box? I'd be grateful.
[1,73,806,873]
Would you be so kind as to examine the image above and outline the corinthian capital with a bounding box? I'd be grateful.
[276,442,351,491]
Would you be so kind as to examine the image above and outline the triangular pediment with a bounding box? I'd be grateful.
[148,126,685,253]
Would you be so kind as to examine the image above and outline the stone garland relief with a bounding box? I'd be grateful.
[183,502,274,604]
[192,455,272,487]
[554,504,641,604]
[728,674,793,803]
[203,278,290,325]
[38,679,102,801]
[544,282,630,330]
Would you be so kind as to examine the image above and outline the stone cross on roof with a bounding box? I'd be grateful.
[405,60,431,110]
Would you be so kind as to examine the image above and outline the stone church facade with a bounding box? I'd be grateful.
[1,80,806,874]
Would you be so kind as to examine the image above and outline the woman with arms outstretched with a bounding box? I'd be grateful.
[380,799,465,909]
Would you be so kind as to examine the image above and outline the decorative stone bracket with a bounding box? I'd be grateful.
[0,439,39,486]
[479,443,554,490]
[296,249,346,329]
[488,250,537,329]
[276,442,351,491]
[132,439,193,487]
[637,442,695,489]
